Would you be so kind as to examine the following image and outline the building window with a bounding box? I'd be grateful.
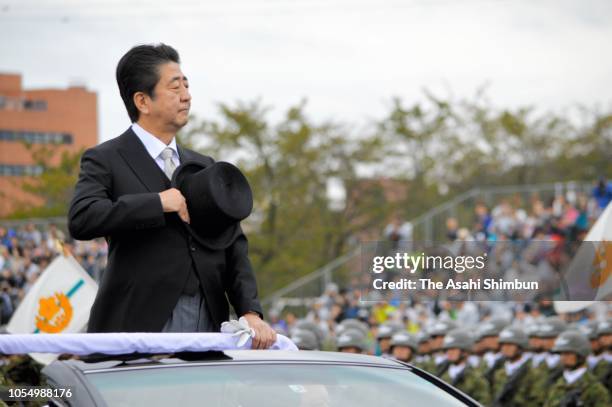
[0,164,44,176]
[22,99,47,111]
[0,129,73,145]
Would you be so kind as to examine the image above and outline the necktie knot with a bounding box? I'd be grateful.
[161,147,174,160]
[160,147,176,179]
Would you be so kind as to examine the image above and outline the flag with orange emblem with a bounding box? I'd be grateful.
[554,203,612,313]
[7,254,97,337]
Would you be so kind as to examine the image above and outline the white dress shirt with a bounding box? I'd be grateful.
[448,363,466,381]
[504,353,530,376]
[131,123,180,172]
[563,366,587,385]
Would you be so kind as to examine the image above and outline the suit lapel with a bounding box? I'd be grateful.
[177,143,195,163]
[117,128,169,192]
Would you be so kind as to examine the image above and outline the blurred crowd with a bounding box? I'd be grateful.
[377,179,612,303]
[0,223,107,325]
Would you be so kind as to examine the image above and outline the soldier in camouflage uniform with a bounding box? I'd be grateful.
[375,323,399,358]
[389,331,417,364]
[491,327,538,407]
[425,320,458,377]
[529,317,567,405]
[595,320,612,398]
[439,329,490,405]
[414,331,433,371]
[544,330,610,407]
[475,318,507,395]
[582,320,608,382]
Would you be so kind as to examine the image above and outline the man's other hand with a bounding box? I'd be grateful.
[159,188,190,223]
[243,312,277,349]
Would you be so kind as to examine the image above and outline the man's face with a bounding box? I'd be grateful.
[481,336,499,352]
[146,62,191,131]
[418,342,430,355]
[530,337,544,353]
[431,335,444,352]
[391,346,413,361]
[560,352,579,369]
[500,343,520,359]
[590,339,601,354]
[379,338,391,353]
[600,334,612,349]
[540,337,556,351]
[445,348,463,364]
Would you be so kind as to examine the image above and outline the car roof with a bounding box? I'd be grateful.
[42,351,481,407]
[57,350,406,373]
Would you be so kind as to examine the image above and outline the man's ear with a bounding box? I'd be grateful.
[133,91,150,116]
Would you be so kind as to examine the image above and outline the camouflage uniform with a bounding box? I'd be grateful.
[474,317,507,394]
[594,319,612,398]
[440,366,490,406]
[544,370,609,407]
[491,327,538,407]
[0,367,8,407]
[491,361,538,407]
[543,330,610,407]
[1,355,46,407]
[440,329,490,405]
[425,320,457,377]
[527,316,567,405]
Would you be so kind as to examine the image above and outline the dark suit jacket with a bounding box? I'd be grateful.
[68,127,263,332]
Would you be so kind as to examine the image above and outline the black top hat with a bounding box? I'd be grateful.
[171,160,253,250]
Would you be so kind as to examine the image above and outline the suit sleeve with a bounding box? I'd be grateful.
[224,232,264,319]
[68,147,166,240]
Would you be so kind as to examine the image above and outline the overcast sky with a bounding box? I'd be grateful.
[1,0,611,143]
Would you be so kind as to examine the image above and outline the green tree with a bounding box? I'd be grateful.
[6,144,83,219]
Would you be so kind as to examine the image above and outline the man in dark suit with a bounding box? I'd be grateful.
[68,43,276,349]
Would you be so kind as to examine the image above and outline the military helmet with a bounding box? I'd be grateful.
[428,320,458,337]
[498,327,529,348]
[535,317,567,338]
[477,318,508,339]
[525,322,541,338]
[336,328,367,351]
[415,331,430,344]
[337,318,369,337]
[597,320,612,336]
[291,329,319,351]
[580,320,600,340]
[390,332,418,351]
[376,323,399,340]
[552,330,591,358]
[293,320,325,346]
[442,329,475,352]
